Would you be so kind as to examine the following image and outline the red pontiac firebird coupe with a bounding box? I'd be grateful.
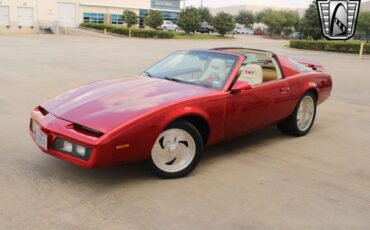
[30,48,332,178]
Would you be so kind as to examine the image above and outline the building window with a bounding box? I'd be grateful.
[161,11,179,21]
[139,9,149,28]
[111,14,124,24]
[83,12,104,24]
[139,9,179,28]
[151,0,180,10]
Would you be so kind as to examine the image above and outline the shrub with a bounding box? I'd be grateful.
[80,23,174,39]
[144,10,164,29]
[178,7,201,34]
[290,40,369,54]
[213,12,235,36]
[81,23,114,31]
[124,10,138,27]
[110,26,129,36]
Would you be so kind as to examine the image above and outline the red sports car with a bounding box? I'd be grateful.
[30,48,332,178]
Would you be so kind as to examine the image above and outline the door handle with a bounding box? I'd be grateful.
[280,87,290,93]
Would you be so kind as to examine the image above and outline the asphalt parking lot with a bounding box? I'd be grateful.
[1,33,370,229]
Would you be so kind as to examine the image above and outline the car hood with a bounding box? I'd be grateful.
[42,77,217,133]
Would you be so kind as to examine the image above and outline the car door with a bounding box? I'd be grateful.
[225,79,292,139]
[223,50,296,138]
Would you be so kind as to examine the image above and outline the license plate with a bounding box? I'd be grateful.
[35,128,48,150]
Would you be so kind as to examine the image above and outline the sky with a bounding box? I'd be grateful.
[184,0,369,8]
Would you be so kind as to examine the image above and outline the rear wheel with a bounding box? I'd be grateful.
[148,121,203,179]
[277,92,317,136]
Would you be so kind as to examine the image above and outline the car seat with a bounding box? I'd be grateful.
[238,64,263,86]
[200,59,228,81]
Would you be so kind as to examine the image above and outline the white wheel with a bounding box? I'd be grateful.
[149,121,203,178]
[151,129,196,173]
[277,92,317,136]
[297,95,315,132]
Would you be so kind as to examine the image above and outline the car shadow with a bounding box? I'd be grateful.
[202,126,288,161]
[32,126,290,187]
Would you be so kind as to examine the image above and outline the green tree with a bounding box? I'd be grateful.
[260,9,298,36]
[280,10,299,35]
[300,1,322,40]
[144,10,164,29]
[256,9,270,23]
[199,7,213,24]
[213,12,236,36]
[357,12,370,35]
[235,10,255,28]
[178,7,201,34]
[294,13,301,32]
[261,10,286,35]
[124,10,138,28]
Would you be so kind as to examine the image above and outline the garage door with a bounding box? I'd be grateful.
[0,6,10,26]
[58,3,76,27]
[18,7,34,27]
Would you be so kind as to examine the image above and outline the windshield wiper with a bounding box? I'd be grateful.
[164,77,187,84]
[143,71,155,78]
[164,77,214,88]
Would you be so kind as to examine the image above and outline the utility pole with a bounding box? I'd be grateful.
[200,0,204,9]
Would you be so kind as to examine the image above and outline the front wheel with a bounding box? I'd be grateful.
[148,121,203,179]
[277,92,317,136]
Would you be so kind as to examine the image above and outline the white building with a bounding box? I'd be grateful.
[361,1,370,11]
[0,0,181,34]
[210,4,306,17]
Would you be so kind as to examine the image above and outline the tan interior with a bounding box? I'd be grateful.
[238,64,263,86]
[262,69,278,82]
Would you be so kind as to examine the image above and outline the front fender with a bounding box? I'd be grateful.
[159,106,210,130]
[108,105,212,165]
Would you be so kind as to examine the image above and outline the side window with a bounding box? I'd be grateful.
[237,52,282,86]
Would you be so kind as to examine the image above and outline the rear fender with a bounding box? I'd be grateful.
[301,81,319,99]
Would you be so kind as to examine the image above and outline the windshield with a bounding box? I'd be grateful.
[142,51,239,90]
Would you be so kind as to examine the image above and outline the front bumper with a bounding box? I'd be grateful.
[29,108,113,168]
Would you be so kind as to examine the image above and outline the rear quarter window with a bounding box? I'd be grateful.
[289,58,313,73]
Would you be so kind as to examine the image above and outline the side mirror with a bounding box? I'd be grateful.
[230,81,252,94]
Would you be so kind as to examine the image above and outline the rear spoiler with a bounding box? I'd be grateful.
[295,59,325,72]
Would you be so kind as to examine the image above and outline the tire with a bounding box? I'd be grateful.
[148,121,203,179]
[277,92,317,137]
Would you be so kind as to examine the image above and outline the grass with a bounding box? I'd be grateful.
[262,35,289,40]
[174,32,234,40]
